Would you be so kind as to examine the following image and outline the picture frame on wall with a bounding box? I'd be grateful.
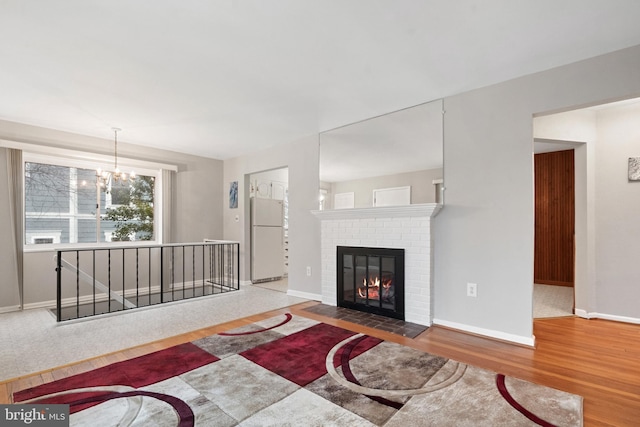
[628,157,640,181]
[229,181,238,208]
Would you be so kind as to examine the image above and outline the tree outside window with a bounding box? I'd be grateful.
[103,176,155,241]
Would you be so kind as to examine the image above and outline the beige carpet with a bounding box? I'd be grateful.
[0,285,306,382]
[534,284,574,318]
[252,278,288,293]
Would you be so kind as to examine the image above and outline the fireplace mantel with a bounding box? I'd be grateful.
[311,203,441,220]
[313,203,441,327]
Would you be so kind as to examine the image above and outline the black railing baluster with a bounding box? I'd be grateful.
[219,244,223,291]
[76,251,80,319]
[225,245,229,289]
[214,246,218,294]
[192,245,196,298]
[136,248,139,307]
[219,244,223,290]
[160,246,164,304]
[56,251,62,322]
[93,250,96,316]
[182,245,185,298]
[108,249,111,312]
[227,245,231,289]
[172,246,175,301]
[148,247,152,306]
[202,245,205,295]
[122,249,126,311]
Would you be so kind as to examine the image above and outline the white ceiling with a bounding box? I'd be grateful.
[2,1,640,160]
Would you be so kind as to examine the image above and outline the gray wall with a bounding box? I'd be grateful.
[0,120,224,308]
[434,44,640,342]
[594,103,640,318]
[329,168,442,208]
[223,135,321,298]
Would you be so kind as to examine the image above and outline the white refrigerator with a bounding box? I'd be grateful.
[251,198,284,282]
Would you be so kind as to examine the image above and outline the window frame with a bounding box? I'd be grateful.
[22,151,165,251]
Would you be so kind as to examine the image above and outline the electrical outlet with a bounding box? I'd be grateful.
[467,282,477,297]
[306,266,312,276]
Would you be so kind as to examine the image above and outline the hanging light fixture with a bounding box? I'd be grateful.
[97,128,135,187]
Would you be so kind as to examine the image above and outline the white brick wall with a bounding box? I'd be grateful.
[314,204,440,326]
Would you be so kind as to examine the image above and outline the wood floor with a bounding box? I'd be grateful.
[2,301,639,426]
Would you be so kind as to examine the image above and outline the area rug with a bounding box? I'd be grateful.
[13,314,583,426]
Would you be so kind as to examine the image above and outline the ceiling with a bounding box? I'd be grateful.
[3,1,640,160]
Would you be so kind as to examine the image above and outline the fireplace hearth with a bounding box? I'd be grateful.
[337,246,405,320]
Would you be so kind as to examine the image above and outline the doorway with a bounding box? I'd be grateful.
[533,149,575,318]
[248,167,289,292]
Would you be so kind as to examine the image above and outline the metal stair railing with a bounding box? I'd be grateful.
[55,240,240,321]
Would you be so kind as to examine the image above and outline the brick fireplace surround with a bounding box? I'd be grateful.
[312,203,441,326]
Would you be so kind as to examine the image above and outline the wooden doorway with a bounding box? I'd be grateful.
[534,150,575,287]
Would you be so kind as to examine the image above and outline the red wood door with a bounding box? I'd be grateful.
[534,150,575,287]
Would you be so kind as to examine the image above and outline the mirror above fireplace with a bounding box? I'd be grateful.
[319,99,443,210]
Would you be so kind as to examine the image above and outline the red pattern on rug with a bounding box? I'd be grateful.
[241,323,382,386]
[13,342,219,413]
[9,315,576,426]
[338,335,404,409]
[219,313,293,336]
[496,374,556,427]
[68,390,195,427]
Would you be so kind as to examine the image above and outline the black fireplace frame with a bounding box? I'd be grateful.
[337,246,405,320]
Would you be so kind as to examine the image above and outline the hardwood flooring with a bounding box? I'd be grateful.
[2,301,639,426]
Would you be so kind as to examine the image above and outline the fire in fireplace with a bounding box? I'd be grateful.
[337,246,405,320]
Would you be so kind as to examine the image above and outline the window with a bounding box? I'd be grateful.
[24,159,157,245]
[34,238,54,244]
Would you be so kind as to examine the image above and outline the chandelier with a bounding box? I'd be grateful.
[97,128,135,187]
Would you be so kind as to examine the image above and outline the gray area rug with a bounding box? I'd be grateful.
[15,314,583,426]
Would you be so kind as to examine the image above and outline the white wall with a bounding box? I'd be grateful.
[223,135,321,299]
[434,45,640,343]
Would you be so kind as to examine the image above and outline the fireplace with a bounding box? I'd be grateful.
[337,246,405,320]
[313,204,440,326]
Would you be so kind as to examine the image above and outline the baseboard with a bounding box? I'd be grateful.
[286,289,322,301]
[0,305,21,314]
[241,280,253,287]
[575,309,640,324]
[432,318,536,347]
[574,308,591,319]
